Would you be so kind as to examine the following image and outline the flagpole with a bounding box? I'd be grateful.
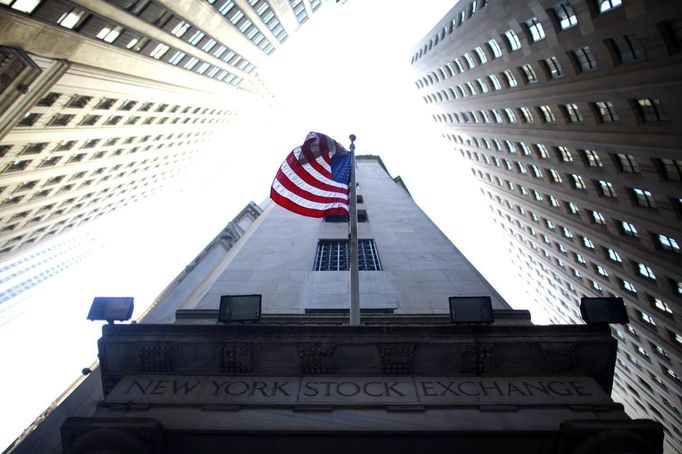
[348,134,360,326]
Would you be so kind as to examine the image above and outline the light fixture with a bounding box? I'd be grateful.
[580,297,629,324]
[449,296,494,324]
[87,297,134,323]
[218,294,262,323]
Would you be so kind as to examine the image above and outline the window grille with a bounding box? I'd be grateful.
[314,240,381,271]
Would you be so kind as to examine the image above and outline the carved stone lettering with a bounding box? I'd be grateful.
[106,375,611,407]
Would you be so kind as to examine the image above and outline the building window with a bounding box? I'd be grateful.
[487,39,502,58]
[637,263,656,280]
[562,226,574,238]
[526,18,545,42]
[575,253,587,265]
[632,188,655,208]
[3,160,31,173]
[594,101,619,122]
[606,248,622,263]
[171,20,191,38]
[48,114,74,126]
[79,115,101,126]
[614,153,638,173]
[581,149,602,167]
[504,107,517,123]
[564,103,583,122]
[548,168,563,183]
[37,92,60,107]
[556,146,573,162]
[536,144,550,159]
[591,210,606,224]
[620,220,638,236]
[324,211,368,223]
[96,25,123,43]
[582,236,595,249]
[622,279,637,294]
[5,0,42,13]
[505,29,521,51]
[539,105,556,123]
[18,112,41,127]
[554,2,578,29]
[519,107,533,123]
[572,46,598,72]
[169,51,186,65]
[314,239,381,271]
[657,234,679,252]
[57,8,87,29]
[638,310,656,326]
[598,180,617,198]
[474,47,487,64]
[635,98,668,122]
[598,0,622,13]
[521,64,538,83]
[652,298,673,315]
[571,174,586,189]
[611,34,645,63]
[20,142,48,155]
[96,98,117,110]
[543,56,563,78]
[502,70,517,87]
[658,159,682,181]
[567,202,579,214]
[488,74,502,91]
[150,43,170,60]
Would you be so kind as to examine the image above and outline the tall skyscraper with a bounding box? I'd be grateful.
[11,155,665,453]
[0,0,328,261]
[410,1,681,453]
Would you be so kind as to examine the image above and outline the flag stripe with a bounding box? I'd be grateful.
[290,148,347,190]
[275,170,348,204]
[281,156,349,195]
[302,147,331,180]
[270,132,351,217]
[271,185,349,218]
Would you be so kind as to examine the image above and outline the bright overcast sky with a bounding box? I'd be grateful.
[0,1,544,449]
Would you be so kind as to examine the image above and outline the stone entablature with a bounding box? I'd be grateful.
[98,321,617,396]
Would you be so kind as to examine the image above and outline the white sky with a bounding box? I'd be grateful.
[0,1,546,449]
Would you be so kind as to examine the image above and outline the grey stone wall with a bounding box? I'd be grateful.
[194,157,508,313]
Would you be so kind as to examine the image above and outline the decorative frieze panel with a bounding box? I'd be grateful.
[460,343,496,375]
[297,343,336,374]
[540,344,576,373]
[379,343,415,374]
[137,343,174,373]
[218,342,255,373]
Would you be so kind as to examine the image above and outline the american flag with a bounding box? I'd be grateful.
[270,132,352,217]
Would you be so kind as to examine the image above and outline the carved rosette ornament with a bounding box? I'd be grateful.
[540,343,576,373]
[378,343,416,374]
[297,343,336,374]
[137,343,174,372]
[460,343,496,375]
[219,342,255,373]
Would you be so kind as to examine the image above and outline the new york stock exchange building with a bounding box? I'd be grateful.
[16,157,663,453]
